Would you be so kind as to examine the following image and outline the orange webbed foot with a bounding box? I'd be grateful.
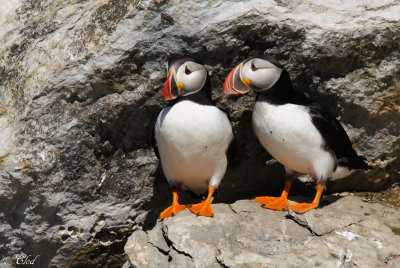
[288,183,324,214]
[188,186,215,217]
[287,202,318,214]
[188,201,214,217]
[255,196,280,204]
[255,179,293,211]
[255,196,290,211]
[159,189,187,220]
[159,203,187,220]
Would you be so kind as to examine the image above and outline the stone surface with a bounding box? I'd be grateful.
[126,196,400,268]
[0,0,399,267]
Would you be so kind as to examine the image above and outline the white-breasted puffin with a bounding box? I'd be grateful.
[154,57,234,219]
[223,55,371,213]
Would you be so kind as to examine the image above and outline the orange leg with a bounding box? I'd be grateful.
[255,179,292,211]
[287,183,324,213]
[188,186,215,217]
[159,189,187,220]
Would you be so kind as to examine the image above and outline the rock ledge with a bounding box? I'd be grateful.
[125,196,400,267]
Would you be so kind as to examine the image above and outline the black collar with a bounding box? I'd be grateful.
[168,78,213,106]
[256,70,312,106]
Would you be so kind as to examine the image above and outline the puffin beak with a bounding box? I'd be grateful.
[223,62,251,95]
[163,69,180,101]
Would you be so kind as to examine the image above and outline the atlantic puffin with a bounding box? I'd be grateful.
[223,55,371,213]
[154,57,234,219]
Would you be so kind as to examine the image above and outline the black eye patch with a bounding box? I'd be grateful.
[185,65,192,75]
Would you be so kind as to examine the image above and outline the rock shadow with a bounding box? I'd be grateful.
[288,194,343,209]
[141,164,206,231]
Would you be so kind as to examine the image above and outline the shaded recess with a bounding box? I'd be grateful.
[96,103,161,153]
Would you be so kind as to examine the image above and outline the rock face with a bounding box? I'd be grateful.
[0,0,399,267]
[125,196,400,267]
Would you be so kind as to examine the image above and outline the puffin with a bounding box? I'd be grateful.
[154,57,234,219]
[223,55,371,213]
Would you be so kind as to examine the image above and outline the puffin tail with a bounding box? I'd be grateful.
[338,155,372,171]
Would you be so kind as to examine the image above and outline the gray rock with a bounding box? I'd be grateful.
[126,196,400,268]
[0,0,399,266]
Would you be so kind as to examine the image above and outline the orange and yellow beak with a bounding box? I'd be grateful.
[163,70,178,101]
[223,62,251,95]
[163,69,184,101]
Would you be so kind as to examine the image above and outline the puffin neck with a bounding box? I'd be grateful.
[175,78,213,106]
[256,70,311,106]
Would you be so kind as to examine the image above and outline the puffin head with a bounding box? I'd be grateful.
[163,57,208,101]
[223,55,284,95]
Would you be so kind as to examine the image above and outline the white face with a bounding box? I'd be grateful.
[176,61,207,96]
[241,58,282,91]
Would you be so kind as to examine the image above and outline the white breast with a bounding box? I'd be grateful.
[252,101,336,181]
[155,100,233,194]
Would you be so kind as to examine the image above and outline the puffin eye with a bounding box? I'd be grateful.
[185,66,192,75]
[251,62,257,71]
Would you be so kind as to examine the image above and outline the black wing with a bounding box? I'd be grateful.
[227,136,237,165]
[151,120,160,159]
[217,107,237,165]
[309,103,371,170]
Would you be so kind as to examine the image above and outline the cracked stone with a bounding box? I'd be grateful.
[125,230,169,268]
[287,195,386,236]
[147,222,170,254]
